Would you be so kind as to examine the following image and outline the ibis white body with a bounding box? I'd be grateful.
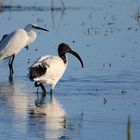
[30,55,68,90]
[29,43,84,95]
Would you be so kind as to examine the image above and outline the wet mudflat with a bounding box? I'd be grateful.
[0,0,140,140]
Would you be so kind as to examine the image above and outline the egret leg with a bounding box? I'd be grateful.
[8,54,15,81]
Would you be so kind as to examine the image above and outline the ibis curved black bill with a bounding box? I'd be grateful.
[32,25,49,32]
[69,50,84,68]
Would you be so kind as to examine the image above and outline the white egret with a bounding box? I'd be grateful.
[0,23,49,80]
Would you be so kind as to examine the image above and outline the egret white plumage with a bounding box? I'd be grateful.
[28,43,84,97]
[0,23,49,80]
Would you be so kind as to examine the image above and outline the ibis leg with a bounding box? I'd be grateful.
[34,82,46,106]
[34,82,46,97]
[50,89,53,101]
[40,83,46,97]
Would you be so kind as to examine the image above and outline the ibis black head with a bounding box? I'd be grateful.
[58,43,84,68]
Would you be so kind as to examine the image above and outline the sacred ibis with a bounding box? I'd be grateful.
[28,43,84,97]
[0,23,49,80]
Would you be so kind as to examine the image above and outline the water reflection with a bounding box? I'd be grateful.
[28,96,67,140]
[0,1,80,29]
[134,8,140,25]
[51,0,65,10]
[0,3,79,12]
[0,81,33,138]
[0,81,32,115]
[0,1,4,13]
[0,81,67,139]
[0,80,83,139]
[51,5,64,28]
[127,116,131,140]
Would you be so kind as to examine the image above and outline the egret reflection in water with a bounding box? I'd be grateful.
[0,81,33,115]
[28,96,67,140]
[0,80,34,138]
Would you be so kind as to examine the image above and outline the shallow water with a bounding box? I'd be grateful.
[0,0,140,140]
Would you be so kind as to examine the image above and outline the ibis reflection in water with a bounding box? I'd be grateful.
[0,23,49,81]
[28,96,67,140]
[28,43,84,100]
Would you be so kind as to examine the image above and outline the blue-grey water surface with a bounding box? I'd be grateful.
[0,0,140,140]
